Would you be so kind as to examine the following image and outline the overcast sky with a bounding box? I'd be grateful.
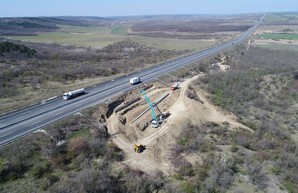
[1,0,297,17]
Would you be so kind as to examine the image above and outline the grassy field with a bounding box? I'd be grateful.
[283,14,298,18]
[255,42,298,51]
[264,14,290,23]
[258,33,298,40]
[264,13,298,24]
[111,25,129,34]
[130,36,216,51]
[258,24,298,32]
[3,25,216,51]
[4,25,125,48]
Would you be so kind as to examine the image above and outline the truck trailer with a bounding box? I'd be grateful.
[63,88,85,100]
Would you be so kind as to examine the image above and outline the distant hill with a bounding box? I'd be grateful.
[0,17,114,36]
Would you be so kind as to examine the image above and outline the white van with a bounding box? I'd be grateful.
[130,77,141,85]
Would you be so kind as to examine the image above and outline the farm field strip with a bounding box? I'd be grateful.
[3,25,124,48]
[2,25,224,51]
[258,33,298,40]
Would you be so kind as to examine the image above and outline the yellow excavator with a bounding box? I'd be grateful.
[133,144,145,153]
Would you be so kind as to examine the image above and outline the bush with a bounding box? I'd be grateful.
[68,137,91,157]
[0,41,36,57]
[230,144,238,152]
[284,181,298,193]
[293,71,298,80]
[31,161,52,178]
[247,163,268,190]
[178,161,194,177]
[40,174,60,190]
[0,158,28,182]
[203,157,235,193]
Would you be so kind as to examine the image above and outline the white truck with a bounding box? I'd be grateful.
[63,88,85,100]
[130,77,141,85]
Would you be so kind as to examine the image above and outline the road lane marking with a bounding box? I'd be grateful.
[0,131,13,138]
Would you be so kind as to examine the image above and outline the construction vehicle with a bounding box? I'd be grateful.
[141,90,164,128]
[170,83,179,91]
[133,143,145,153]
[131,93,170,124]
[63,88,85,100]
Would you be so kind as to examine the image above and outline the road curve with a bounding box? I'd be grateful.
[0,17,263,146]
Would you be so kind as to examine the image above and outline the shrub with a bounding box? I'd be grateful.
[0,158,28,182]
[68,137,90,157]
[0,41,36,57]
[247,163,268,190]
[31,161,52,178]
[230,144,239,152]
[293,71,298,80]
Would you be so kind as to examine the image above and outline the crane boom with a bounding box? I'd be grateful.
[141,90,157,121]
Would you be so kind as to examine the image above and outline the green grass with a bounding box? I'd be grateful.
[258,33,298,40]
[3,25,125,48]
[2,24,215,51]
[111,25,129,34]
[284,181,298,193]
[283,14,298,19]
[264,13,298,24]
[130,36,216,51]
[264,14,289,24]
[66,128,92,140]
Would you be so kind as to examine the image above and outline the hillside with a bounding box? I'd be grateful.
[0,17,112,36]
[0,14,297,193]
[0,42,297,192]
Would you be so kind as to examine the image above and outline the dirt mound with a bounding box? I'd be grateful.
[106,75,253,175]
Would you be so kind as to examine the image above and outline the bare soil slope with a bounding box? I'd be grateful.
[107,75,253,175]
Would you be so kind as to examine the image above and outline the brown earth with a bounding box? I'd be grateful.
[107,75,254,175]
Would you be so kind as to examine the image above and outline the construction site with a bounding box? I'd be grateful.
[97,73,253,175]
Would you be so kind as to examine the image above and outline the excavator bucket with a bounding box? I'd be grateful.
[133,144,145,153]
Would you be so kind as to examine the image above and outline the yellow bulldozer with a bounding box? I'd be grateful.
[133,144,145,153]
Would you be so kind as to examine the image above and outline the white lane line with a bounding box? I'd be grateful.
[0,131,13,138]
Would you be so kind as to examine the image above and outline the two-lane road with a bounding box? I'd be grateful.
[0,17,263,146]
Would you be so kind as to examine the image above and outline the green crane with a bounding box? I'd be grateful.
[141,90,160,128]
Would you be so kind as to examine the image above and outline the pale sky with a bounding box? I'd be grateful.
[0,0,297,17]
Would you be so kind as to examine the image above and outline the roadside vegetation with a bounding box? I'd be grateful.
[0,39,186,114]
[0,108,167,193]
[150,43,297,193]
[192,44,298,192]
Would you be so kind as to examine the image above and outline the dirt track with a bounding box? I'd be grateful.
[107,75,253,175]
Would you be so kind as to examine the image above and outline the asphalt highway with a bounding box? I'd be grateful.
[0,17,263,146]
